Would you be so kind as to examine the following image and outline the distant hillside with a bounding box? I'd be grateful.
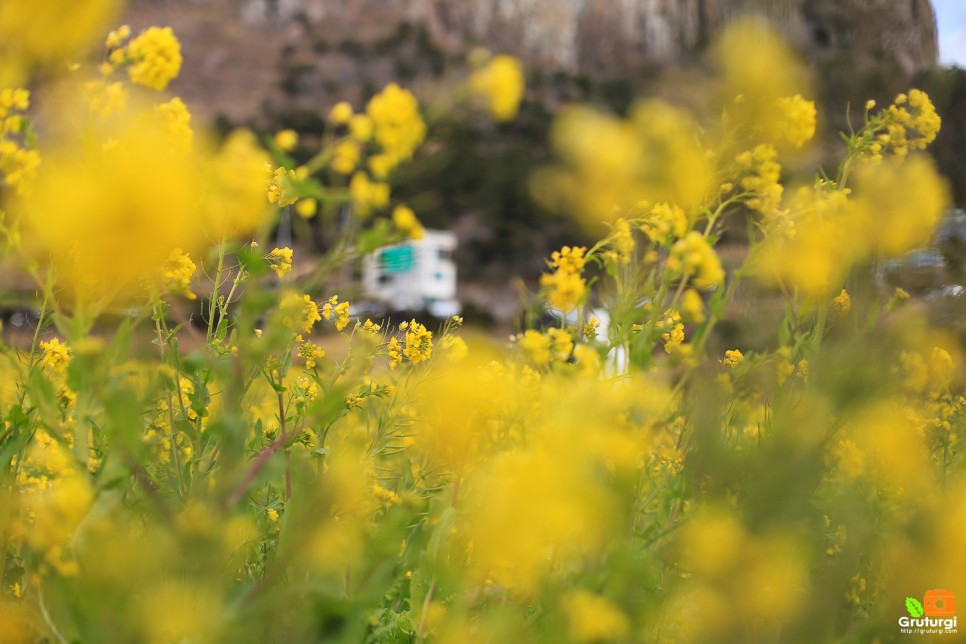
[123,0,938,126]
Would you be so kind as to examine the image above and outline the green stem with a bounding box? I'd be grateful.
[206,243,227,347]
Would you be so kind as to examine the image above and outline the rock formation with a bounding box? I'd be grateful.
[124,0,939,123]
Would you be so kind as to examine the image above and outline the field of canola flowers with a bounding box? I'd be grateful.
[0,3,964,643]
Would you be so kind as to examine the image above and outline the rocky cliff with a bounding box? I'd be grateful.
[124,0,938,124]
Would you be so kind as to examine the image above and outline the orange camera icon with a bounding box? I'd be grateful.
[924,589,956,617]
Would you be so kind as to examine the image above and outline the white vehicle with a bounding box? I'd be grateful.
[361,230,461,318]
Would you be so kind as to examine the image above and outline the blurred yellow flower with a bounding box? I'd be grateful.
[126,26,182,91]
[469,54,525,122]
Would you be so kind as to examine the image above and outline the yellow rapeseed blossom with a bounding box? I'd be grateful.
[756,185,854,299]
[519,329,552,366]
[561,591,630,643]
[83,80,128,118]
[440,335,468,361]
[40,338,71,374]
[349,171,390,216]
[681,288,705,323]
[367,153,392,179]
[851,155,948,257]
[105,24,131,49]
[869,89,941,158]
[723,349,743,368]
[366,83,426,170]
[640,202,688,246]
[160,248,196,298]
[714,18,813,147]
[274,129,298,152]
[609,217,635,264]
[268,247,293,278]
[402,319,433,364]
[329,101,353,124]
[469,54,525,122]
[15,115,202,298]
[387,336,403,369]
[359,318,382,337]
[126,26,182,91]
[540,267,586,312]
[833,289,851,316]
[392,205,424,240]
[267,166,299,207]
[295,197,317,218]
[736,144,783,216]
[321,295,350,332]
[155,97,193,152]
[0,88,40,196]
[278,293,321,336]
[667,232,725,290]
[331,140,360,175]
[0,0,120,82]
[774,94,817,148]
[203,129,273,239]
[348,114,373,142]
[298,341,326,369]
[534,101,713,226]
[461,444,613,592]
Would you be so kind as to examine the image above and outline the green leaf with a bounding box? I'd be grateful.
[906,597,924,618]
[356,219,396,255]
[235,245,270,277]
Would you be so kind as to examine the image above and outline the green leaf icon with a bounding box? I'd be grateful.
[906,597,924,618]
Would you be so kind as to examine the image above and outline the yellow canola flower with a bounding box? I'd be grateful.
[534,101,713,227]
[713,18,813,149]
[274,128,298,152]
[105,24,131,49]
[561,591,630,643]
[348,114,373,142]
[775,94,817,149]
[349,171,390,216]
[736,144,783,217]
[330,140,360,175]
[126,26,182,91]
[40,338,72,374]
[10,93,270,301]
[268,247,293,278]
[0,0,121,82]
[392,204,424,240]
[851,155,949,258]
[755,185,855,299]
[723,349,743,367]
[833,289,851,316]
[321,295,351,332]
[267,165,299,207]
[469,54,525,122]
[329,101,353,124]
[365,83,426,169]
[667,232,724,290]
[160,248,197,299]
[277,292,321,336]
[403,319,433,364]
[203,129,272,238]
[460,441,615,593]
[298,340,326,369]
[295,197,317,218]
[83,80,128,118]
[19,471,93,554]
[155,97,193,152]
[681,288,705,323]
[14,115,198,299]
